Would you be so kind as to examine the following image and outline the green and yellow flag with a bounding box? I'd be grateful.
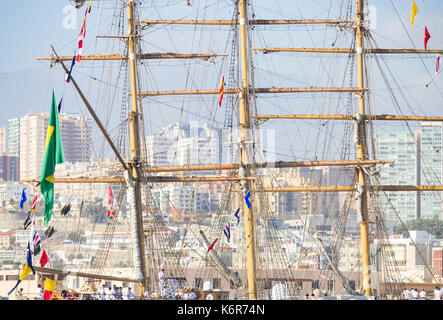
[411,0,419,25]
[40,91,64,226]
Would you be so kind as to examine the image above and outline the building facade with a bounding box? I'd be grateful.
[0,128,7,155]
[374,130,420,222]
[420,122,443,220]
[19,112,92,180]
[7,118,20,157]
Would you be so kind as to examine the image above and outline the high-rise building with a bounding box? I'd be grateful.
[146,122,222,167]
[0,155,19,181]
[19,112,92,180]
[374,130,420,222]
[145,135,171,167]
[7,118,20,157]
[0,128,7,155]
[420,122,443,220]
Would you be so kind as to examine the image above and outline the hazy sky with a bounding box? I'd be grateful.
[1,0,443,161]
[1,0,442,73]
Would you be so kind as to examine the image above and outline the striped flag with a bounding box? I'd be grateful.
[107,185,115,217]
[43,277,56,300]
[30,216,41,254]
[218,76,224,107]
[223,223,231,243]
[234,208,240,225]
[208,238,218,252]
[76,7,88,62]
[24,195,38,230]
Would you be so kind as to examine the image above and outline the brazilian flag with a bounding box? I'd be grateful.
[40,91,64,226]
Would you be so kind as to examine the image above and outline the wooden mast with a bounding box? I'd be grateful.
[127,0,148,292]
[355,0,372,297]
[239,0,257,300]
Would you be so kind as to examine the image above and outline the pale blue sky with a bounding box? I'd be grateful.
[1,1,442,73]
[0,0,442,161]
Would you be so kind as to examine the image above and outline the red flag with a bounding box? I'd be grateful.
[424,27,431,50]
[40,249,49,267]
[107,186,115,217]
[218,76,224,107]
[208,238,218,252]
[76,7,88,62]
[437,56,440,75]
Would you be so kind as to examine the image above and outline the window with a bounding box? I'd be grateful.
[263,280,272,290]
[295,280,303,290]
[195,277,202,289]
[312,280,319,290]
[213,278,221,289]
[327,280,334,292]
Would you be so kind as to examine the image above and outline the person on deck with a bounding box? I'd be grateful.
[419,288,427,300]
[402,288,411,300]
[158,269,165,295]
[35,284,43,300]
[206,290,214,300]
[433,286,441,300]
[144,287,151,299]
[189,289,197,300]
[98,284,106,300]
[126,287,135,300]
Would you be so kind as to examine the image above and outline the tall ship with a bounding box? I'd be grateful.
[10,0,443,300]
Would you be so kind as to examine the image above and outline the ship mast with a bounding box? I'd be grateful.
[238,0,257,300]
[126,0,148,292]
[355,0,372,297]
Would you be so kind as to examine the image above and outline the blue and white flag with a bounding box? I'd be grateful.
[244,190,251,209]
[30,216,41,251]
[223,223,231,243]
[234,208,240,225]
[19,189,27,209]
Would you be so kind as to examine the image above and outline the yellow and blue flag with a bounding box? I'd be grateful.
[8,243,35,295]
